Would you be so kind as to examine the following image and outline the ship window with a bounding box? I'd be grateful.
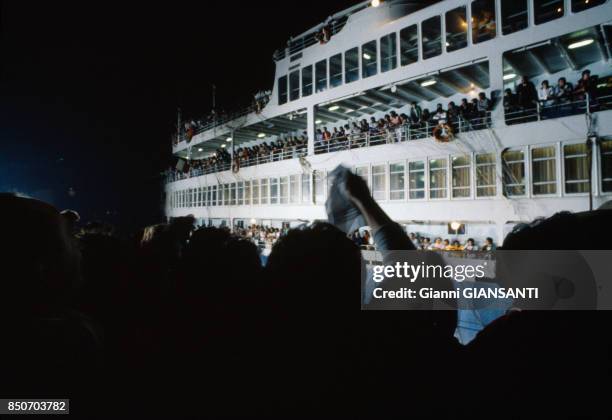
[572,0,606,12]
[452,155,471,198]
[429,158,447,199]
[372,164,387,201]
[252,179,260,205]
[422,16,442,59]
[534,0,564,25]
[601,139,612,193]
[301,65,313,97]
[503,149,526,196]
[301,173,311,203]
[260,178,269,204]
[314,170,326,204]
[563,144,589,194]
[230,183,236,205]
[211,185,217,206]
[380,33,397,73]
[244,180,251,205]
[329,53,343,88]
[362,40,378,78]
[532,146,557,195]
[290,174,299,204]
[237,181,244,205]
[289,70,300,101]
[445,6,467,52]
[501,0,527,35]
[344,47,360,83]
[390,162,405,200]
[315,59,327,93]
[280,176,289,204]
[225,184,232,205]
[400,24,419,65]
[355,166,370,189]
[472,0,496,44]
[278,75,287,105]
[409,161,425,199]
[476,153,496,197]
[270,178,279,204]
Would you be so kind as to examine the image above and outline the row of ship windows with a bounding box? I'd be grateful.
[168,140,612,209]
[278,0,607,104]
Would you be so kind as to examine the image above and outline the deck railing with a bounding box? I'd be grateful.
[167,94,612,183]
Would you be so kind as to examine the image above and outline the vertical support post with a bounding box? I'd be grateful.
[307,104,315,156]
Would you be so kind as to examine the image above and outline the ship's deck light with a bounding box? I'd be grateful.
[420,79,437,87]
[198,148,203,152]
[315,119,322,124]
[363,53,372,60]
[257,133,266,138]
[568,39,594,49]
[226,137,233,142]
[503,73,517,80]
[371,0,380,7]
[328,105,340,111]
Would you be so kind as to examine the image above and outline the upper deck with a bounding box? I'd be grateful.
[172,0,612,158]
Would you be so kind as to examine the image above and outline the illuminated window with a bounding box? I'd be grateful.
[532,146,557,195]
[409,161,425,199]
[290,175,300,204]
[445,7,467,52]
[476,153,496,197]
[503,150,526,196]
[472,0,496,44]
[389,162,405,200]
[301,173,311,203]
[452,155,471,198]
[372,164,387,200]
[429,158,448,198]
[280,176,289,204]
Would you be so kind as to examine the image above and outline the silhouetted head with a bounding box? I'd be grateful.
[0,194,81,312]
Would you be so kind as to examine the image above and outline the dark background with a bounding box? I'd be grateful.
[0,0,356,230]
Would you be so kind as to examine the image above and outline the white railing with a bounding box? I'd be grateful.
[167,94,612,183]
[313,114,491,154]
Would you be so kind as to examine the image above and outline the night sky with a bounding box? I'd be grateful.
[0,0,357,229]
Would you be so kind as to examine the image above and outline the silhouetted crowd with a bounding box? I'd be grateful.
[4,166,611,416]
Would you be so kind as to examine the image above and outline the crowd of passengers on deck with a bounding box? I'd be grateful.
[168,70,609,181]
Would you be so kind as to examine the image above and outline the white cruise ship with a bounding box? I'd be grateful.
[165,0,612,246]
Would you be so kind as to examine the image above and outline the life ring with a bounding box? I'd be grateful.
[433,123,454,142]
